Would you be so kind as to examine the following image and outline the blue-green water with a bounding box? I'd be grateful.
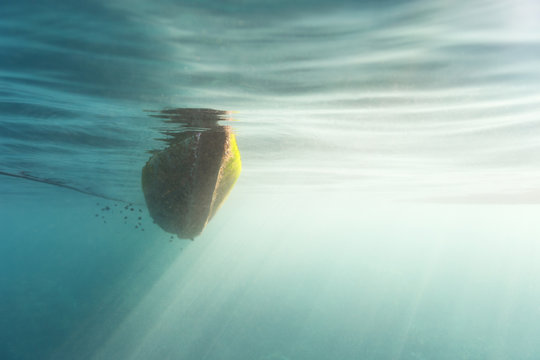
[2,0,540,359]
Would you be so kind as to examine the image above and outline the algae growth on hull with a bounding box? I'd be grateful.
[141,109,241,239]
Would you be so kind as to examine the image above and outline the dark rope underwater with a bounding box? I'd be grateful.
[0,170,140,205]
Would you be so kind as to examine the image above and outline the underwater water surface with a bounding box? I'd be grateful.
[2,0,540,359]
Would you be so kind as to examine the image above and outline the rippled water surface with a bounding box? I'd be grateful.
[2,0,540,359]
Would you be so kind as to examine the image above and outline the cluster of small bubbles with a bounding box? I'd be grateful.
[95,201,147,232]
[95,202,192,245]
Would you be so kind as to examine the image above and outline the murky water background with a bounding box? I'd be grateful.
[2,0,540,359]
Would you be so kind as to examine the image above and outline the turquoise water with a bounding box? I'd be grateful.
[2,0,540,359]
